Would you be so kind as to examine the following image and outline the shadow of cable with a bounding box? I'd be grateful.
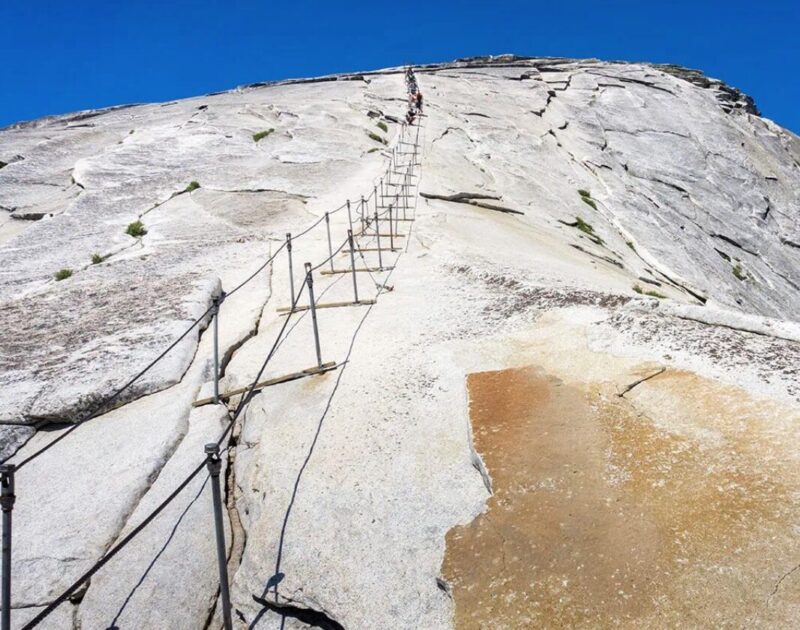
[106,475,210,629]
[249,300,379,629]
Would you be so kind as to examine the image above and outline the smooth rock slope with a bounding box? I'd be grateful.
[1,55,799,629]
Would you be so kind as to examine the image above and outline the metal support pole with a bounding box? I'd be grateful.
[324,212,334,272]
[212,295,221,404]
[0,466,14,630]
[347,230,359,303]
[403,173,409,220]
[204,445,233,630]
[305,263,323,368]
[1,466,16,630]
[374,212,383,269]
[286,233,295,309]
[346,200,352,235]
[388,205,394,251]
[373,187,378,218]
[395,185,408,227]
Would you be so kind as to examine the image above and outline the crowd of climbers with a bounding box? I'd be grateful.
[405,66,423,124]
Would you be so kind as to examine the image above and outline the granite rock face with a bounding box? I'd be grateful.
[1,56,799,629]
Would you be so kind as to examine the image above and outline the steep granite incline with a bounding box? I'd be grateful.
[1,56,799,629]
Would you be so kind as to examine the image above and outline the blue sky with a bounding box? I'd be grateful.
[1,1,798,131]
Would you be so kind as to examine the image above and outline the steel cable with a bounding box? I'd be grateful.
[11,195,367,468]
[23,277,311,628]
[14,303,216,470]
[22,459,207,629]
[217,274,309,446]
[18,92,424,629]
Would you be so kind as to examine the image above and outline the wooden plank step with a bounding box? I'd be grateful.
[276,299,376,314]
[355,222,413,227]
[354,232,406,238]
[193,362,338,407]
[341,248,401,254]
[358,218,414,223]
[320,267,394,275]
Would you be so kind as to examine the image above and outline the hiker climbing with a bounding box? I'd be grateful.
[404,66,420,124]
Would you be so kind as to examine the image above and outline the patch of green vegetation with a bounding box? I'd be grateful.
[184,181,200,193]
[376,121,388,133]
[253,128,275,142]
[91,253,110,264]
[367,131,387,145]
[367,147,380,154]
[633,283,666,299]
[126,220,147,237]
[626,241,636,251]
[574,217,595,235]
[578,189,598,210]
[54,268,73,281]
[732,262,746,281]
[129,129,135,135]
[716,249,731,262]
[573,217,604,245]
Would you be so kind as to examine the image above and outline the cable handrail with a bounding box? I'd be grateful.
[21,274,312,629]
[8,121,413,470]
[11,73,425,629]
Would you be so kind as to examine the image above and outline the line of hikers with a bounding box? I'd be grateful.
[405,66,423,124]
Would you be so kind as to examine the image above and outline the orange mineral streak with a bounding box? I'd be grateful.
[442,366,800,629]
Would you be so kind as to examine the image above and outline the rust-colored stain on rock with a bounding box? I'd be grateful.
[442,366,800,628]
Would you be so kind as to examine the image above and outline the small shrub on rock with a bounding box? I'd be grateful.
[126,220,147,237]
[578,189,598,210]
[55,268,73,281]
[253,129,275,142]
[368,131,387,145]
[184,181,200,193]
[574,217,604,244]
